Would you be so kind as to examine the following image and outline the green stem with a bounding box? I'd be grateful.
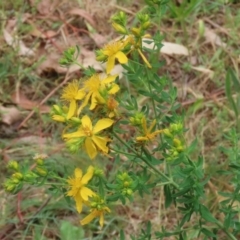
[113,132,180,190]
[215,220,237,240]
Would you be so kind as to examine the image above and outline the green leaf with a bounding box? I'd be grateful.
[164,185,173,208]
[120,230,125,240]
[199,204,217,223]
[201,228,216,237]
[60,221,84,240]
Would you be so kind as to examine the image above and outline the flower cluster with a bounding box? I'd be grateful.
[4,154,48,193]
[49,11,165,228]
[67,166,111,227]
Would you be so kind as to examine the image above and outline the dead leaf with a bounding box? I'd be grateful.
[69,9,96,29]
[3,29,35,56]
[38,48,103,74]
[204,26,226,48]
[0,106,22,125]
[11,92,50,113]
[191,66,214,78]
[142,38,189,56]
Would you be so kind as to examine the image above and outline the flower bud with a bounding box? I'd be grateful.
[170,122,183,134]
[163,128,173,138]
[7,161,19,171]
[24,171,37,182]
[4,180,16,192]
[53,105,62,114]
[130,112,144,126]
[112,22,127,34]
[131,27,141,37]
[96,50,107,62]
[12,172,23,181]
[35,167,48,177]
[52,115,66,122]
[94,168,104,177]
[126,188,133,196]
[173,138,182,148]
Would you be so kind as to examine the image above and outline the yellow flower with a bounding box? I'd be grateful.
[67,166,95,213]
[80,196,110,228]
[78,74,119,113]
[100,41,128,74]
[61,80,85,119]
[136,117,163,142]
[63,115,114,159]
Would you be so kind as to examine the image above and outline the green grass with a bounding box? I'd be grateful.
[1,0,240,239]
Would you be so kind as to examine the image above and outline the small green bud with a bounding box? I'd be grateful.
[131,27,141,37]
[111,11,127,25]
[36,159,44,166]
[163,128,173,138]
[130,112,145,126]
[173,138,182,148]
[142,21,151,30]
[126,188,133,196]
[137,13,150,24]
[35,167,48,177]
[112,22,128,34]
[12,172,23,180]
[96,50,107,62]
[123,181,130,187]
[94,168,104,177]
[7,161,19,171]
[169,122,183,134]
[67,46,76,55]
[90,202,97,208]
[24,171,38,182]
[53,105,62,114]
[70,117,81,124]
[4,180,16,192]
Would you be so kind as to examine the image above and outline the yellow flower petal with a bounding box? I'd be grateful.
[63,130,86,139]
[99,212,104,228]
[92,136,109,153]
[80,186,95,201]
[78,92,91,114]
[93,118,114,134]
[76,89,86,100]
[75,193,83,213]
[102,75,117,84]
[82,115,92,130]
[106,56,115,74]
[85,138,97,159]
[115,51,128,64]
[74,168,83,179]
[67,100,76,119]
[148,119,156,133]
[136,136,148,141]
[108,84,120,94]
[81,166,94,184]
[80,210,98,226]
